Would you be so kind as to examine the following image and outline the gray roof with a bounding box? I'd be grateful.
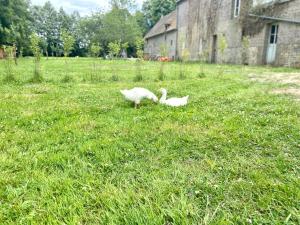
[144,10,177,39]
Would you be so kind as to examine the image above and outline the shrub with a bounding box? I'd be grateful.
[89,43,102,82]
[218,34,228,76]
[61,30,75,59]
[218,34,228,61]
[198,49,209,77]
[61,75,74,83]
[134,62,143,82]
[134,38,144,82]
[198,73,206,79]
[2,45,16,82]
[61,30,75,82]
[242,36,250,65]
[179,48,190,79]
[110,74,119,82]
[30,33,43,83]
[108,41,121,58]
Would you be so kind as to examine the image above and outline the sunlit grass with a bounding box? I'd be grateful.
[0,58,299,224]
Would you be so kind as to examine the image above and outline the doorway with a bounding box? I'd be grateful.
[266,24,279,64]
[212,35,217,63]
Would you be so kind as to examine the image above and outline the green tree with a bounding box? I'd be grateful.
[61,30,75,81]
[77,12,103,49]
[135,37,144,59]
[101,7,142,47]
[134,11,149,35]
[61,30,75,58]
[89,43,102,81]
[142,0,176,29]
[90,43,102,58]
[110,0,135,9]
[108,41,121,58]
[30,2,82,57]
[30,2,59,57]
[0,0,31,54]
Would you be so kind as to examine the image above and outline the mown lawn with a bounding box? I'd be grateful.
[0,58,299,224]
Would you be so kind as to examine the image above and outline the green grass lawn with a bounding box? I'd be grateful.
[0,58,299,224]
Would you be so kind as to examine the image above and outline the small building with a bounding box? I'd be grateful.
[144,10,177,60]
[144,0,300,67]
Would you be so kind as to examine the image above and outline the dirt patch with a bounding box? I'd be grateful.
[249,73,300,85]
[272,88,300,101]
[249,73,300,101]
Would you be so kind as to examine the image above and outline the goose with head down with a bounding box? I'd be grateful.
[120,87,158,108]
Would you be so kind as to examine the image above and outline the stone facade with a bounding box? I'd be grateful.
[144,11,177,60]
[144,30,177,59]
[176,0,190,59]
[144,0,300,67]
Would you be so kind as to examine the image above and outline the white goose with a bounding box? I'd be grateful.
[120,87,158,108]
[159,88,189,107]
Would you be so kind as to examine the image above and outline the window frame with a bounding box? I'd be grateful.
[269,24,279,44]
[233,0,241,18]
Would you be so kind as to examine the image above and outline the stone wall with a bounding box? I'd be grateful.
[176,0,189,58]
[248,26,268,65]
[146,0,300,66]
[178,0,244,63]
[144,30,177,59]
[248,0,300,66]
[269,0,300,66]
[276,23,300,67]
[215,0,244,64]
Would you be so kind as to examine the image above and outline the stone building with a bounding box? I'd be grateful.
[144,0,300,67]
[144,10,177,60]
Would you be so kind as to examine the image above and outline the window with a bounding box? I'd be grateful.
[234,0,240,17]
[269,24,279,44]
[170,40,173,46]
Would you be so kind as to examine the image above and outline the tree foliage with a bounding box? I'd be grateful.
[108,41,121,58]
[101,7,141,46]
[30,33,43,81]
[61,30,75,57]
[142,0,176,29]
[135,37,144,59]
[0,0,31,54]
[90,43,102,58]
[0,0,175,57]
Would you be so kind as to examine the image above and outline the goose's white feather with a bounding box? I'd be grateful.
[159,88,189,107]
[120,87,158,107]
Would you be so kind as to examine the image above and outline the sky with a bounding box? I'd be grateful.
[30,0,145,16]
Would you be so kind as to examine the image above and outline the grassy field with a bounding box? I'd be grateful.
[0,58,299,224]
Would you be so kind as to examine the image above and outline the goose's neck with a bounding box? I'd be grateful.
[160,91,167,103]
